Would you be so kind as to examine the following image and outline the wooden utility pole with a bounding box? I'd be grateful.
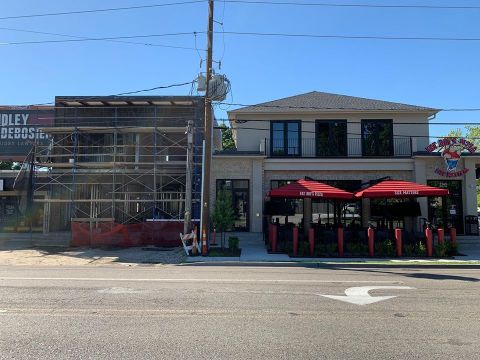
[184,120,193,234]
[200,0,214,252]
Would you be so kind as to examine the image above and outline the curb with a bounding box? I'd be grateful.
[180,260,480,269]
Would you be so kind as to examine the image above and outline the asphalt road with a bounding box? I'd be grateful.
[0,264,479,359]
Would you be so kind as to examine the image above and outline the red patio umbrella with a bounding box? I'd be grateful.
[354,180,449,199]
[268,179,354,200]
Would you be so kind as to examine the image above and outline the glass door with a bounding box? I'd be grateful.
[428,180,464,234]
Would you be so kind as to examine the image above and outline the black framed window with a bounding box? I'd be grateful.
[270,120,301,156]
[361,120,393,156]
[216,179,249,231]
[315,120,347,157]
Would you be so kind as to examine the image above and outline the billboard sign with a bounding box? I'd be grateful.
[0,107,54,160]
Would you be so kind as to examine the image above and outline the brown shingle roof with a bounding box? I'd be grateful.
[229,91,439,113]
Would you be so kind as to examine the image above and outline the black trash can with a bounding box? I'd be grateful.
[465,215,479,235]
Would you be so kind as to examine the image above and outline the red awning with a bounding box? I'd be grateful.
[354,180,449,199]
[268,179,354,200]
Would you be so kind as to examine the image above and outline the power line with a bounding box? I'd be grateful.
[226,120,480,125]
[5,29,480,47]
[224,1,480,10]
[24,117,480,126]
[220,31,480,42]
[214,125,480,140]
[0,32,200,46]
[0,26,203,50]
[0,1,207,21]
[1,0,478,22]
[219,101,480,112]
[26,81,195,107]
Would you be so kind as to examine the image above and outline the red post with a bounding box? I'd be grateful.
[367,227,375,257]
[211,228,217,246]
[293,226,299,257]
[394,228,402,257]
[437,228,445,245]
[450,227,457,244]
[425,227,433,257]
[337,227,344,257]
[271,224,278,253]
[308,228,315,257]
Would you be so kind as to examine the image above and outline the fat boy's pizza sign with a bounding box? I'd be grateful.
[0,108,53,160]
[425,137,477,177]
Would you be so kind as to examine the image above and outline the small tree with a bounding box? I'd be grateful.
[219,124,236,150]
[212,189,236,249]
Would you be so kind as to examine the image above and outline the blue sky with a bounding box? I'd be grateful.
[0,0,479,137]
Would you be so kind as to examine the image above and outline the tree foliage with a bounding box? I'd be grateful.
[219,123,236,150]
[212,189,236,249]
[447,126,480,148]
[0,161,20,170]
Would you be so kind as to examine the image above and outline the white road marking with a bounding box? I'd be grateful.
[0,310,7,313]
[319,286,415,306]
[97,287,149,294]
[0,277,402,284]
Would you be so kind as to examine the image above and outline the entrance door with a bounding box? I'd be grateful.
[216,180,249,232]
[428,180,464,234]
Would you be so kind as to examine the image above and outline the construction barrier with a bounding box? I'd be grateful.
[71,220,186,247]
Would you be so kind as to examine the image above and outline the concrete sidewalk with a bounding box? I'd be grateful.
[1,231,479,266]
[187,233,480,264]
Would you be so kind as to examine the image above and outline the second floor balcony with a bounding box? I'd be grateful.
[264,136,414,158]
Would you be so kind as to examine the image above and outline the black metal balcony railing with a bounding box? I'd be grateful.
[264,137,412,158]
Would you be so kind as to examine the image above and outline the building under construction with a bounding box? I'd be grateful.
[32,96,205,246]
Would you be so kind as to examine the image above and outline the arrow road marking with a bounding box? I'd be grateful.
[318,286,415,306]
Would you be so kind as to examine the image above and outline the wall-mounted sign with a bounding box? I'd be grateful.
[0,107,53,161]
[425,137,477,177]
[0,179,4,191]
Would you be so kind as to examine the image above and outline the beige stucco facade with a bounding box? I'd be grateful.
[229,112,431,155]
[210,97,480,235]
[212,153,479,234]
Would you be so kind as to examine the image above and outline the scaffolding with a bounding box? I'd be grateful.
[31,96,205,246]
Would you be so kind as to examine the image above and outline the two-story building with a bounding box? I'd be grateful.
[212,91,479,235]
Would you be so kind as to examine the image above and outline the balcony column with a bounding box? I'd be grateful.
[303,198,312,237]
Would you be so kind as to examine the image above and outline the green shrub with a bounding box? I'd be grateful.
[404,244,415,257]
[417,241,426,256]
[317,243,337,257]
[296,241,309,257]
[346,242,368,257]
[446,242,459,256]
[228,236,239,250]
[435,243,448,257]
[377,239,395,257]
